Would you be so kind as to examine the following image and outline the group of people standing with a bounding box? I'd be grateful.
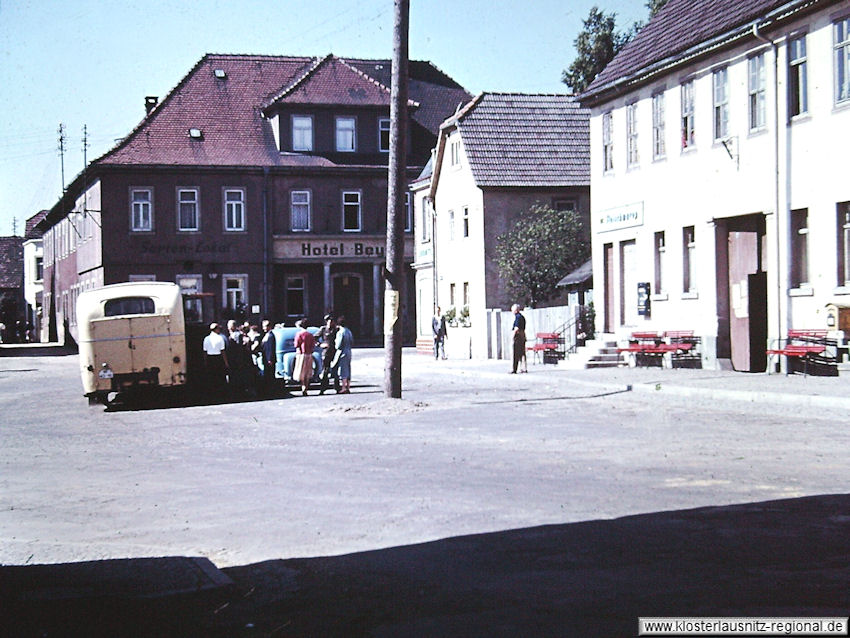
[201,315,353,399]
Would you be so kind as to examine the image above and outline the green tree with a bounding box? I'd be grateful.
[646,0,669,18]
[561,6,634,94]
[494,205,589,308]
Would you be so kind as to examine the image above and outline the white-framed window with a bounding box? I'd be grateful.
[837,202,850,286]
[224,188,245,231]
[654,231,666,294]
[626,102,639,167]
[336,116,356,152]
[177,274,203,321]
[379,117,391,152]
[342,191,361,231]
[462,206,469,238]
[178,188,199,231]
[652,91,666,159]
[788,34,808,117]
[130,188,153,232]
[683,226,696,294]
[463,282,469,307]
[449,282,456,307]
[286,275,306,317]
[129,274,156,282]
[292,115,313,151]
[291,190,311,232]
[834,16,850,104]
[422,196,433,242]
[713,67,729,140]
[450,138,461,167]
[791,208,809,287]
[681,80,695,149]
[224,275,248,314]
[35,256,43,282]
[602,111,614,172]
[405,192,412,232]
[448,210,455,240]
[748,53,766,131]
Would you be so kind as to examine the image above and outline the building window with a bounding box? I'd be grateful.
[835,17,850,103]
[652,92,666,159]
[286,275,306,317]
[789,35,808,117]
[683,226,696,294]
[602,111,614,172]
[448,210,455,240]
[224,189,245,231]
[291,190,311,232]
[837,202,850,286]
[681,80,695,149]
[379,118,391,152]
[654,231,666,294]
[130,188,152,232]
[422,197,432,242]
[449,282,456,307]
[35,256,43,282]
[178,188,199,231]
[224,275,248,314]
[713,67,729,140]
[554,200,576,212]
[405,192,412,232]
[342,191,361,231]
[450,139,461,167]
[128,274,156,282]
[626,102,639,167]
[336,116,356,152]
[462,206,469,238]
[463,282,469,306]
[292,115,313,151]
[177,274,202,321]
[790,208,809,287]
[748,54,766,131]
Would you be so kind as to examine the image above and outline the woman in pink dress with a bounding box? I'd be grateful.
[293,319,316,396]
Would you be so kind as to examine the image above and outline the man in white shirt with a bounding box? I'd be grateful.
[202,323,229,392]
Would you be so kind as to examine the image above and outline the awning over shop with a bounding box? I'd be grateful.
[557,259,592,288]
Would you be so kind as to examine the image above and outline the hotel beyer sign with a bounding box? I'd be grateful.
[274,236,412,260]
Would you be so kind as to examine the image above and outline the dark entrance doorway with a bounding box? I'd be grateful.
[333,274,362,337]
[603,243,614,333]
[715,214,768,372]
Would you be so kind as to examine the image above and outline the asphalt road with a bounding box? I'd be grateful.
[2,347,849,569]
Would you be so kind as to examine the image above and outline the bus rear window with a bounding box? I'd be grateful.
[104,297,156,316]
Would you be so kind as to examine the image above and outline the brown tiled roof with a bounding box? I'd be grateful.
[0,237,24,289]
[449,93,589,187]
[265,55,417,108]
[583,0,824,101]
[25,210,49,239]
[97,53,469,169]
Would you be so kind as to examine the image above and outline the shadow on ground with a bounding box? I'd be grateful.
[3,494,849,637]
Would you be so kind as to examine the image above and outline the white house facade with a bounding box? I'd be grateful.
[413,93,590,359]
[581,0,850,371]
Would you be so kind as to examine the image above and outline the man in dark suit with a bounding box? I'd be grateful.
[260,319,277,397]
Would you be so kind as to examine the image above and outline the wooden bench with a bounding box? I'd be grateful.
[618,331,701,368]
[767,329,837,376]
[526,332,564,364]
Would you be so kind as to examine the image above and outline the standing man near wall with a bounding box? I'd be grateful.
[510,304,527,374]
[432,306,447,360]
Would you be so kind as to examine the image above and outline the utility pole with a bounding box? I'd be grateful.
[384,0,410,398]
[57,123,67,194]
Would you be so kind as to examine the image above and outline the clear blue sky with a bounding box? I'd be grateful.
[0,0,649,236]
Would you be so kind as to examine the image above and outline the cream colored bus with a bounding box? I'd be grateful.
[77,282,188,404]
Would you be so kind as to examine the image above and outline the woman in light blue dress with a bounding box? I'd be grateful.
[331,316,353,394]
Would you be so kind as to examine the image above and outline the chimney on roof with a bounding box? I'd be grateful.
[145,96,159,115]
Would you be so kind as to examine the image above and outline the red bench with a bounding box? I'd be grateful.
[618,331,700,367]
[767,329,833,375]
[527,332,563,364]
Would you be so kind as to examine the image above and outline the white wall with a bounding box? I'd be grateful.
[590,6,850,360]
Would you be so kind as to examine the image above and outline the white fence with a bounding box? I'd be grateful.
[486,305,582,360]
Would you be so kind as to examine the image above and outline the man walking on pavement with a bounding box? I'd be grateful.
[432,306,447,360]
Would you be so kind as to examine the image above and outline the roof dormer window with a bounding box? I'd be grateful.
[292,115,313,151]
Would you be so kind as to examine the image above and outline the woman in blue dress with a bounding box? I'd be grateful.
[331,316,353,394]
